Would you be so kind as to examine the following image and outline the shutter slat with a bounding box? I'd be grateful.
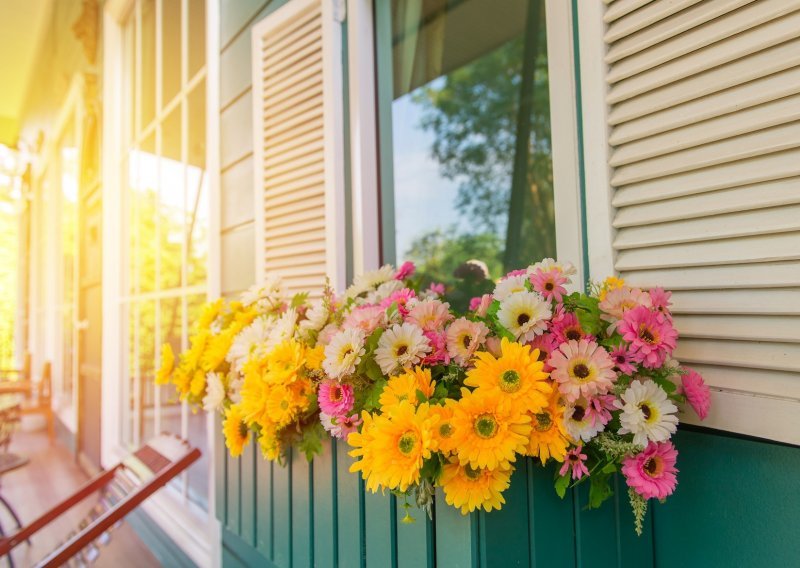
[607,0,800,83]
[609,67,800,144]
[254,0,330,296]
[670,289,800,316]
[612,148,800,206]
[675,315,800,343]
[605,0,755,64]
[621,262,800,291]
[613,177,800,228]
[605,0,704,43]
[681,364,800,399]
[609,94,800,166]
[613,205,800,249]
[603,0,652,24]
[674,339,800,373]
[607,40,800,125]
[615,232,800,271]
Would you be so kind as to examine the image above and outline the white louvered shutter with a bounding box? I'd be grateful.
[602,0,800,443]
[252,0,346,297]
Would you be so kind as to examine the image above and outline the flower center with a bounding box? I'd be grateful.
[330,386,342,402]
[517,313,531,326]
[474,413,498,439]
[638,325,657,344]
[464,464,483,481]
[572,404,586,422]
[280,400,290,410]
[439,422,454,439]
[616,355,626,364]
[572,363,591,380]
[500,370,521,393]
[537,349,549,362]
[238,421,249,440]
[544,282,554,291]
[534,411,553,432]
[566,328,582,341]
[640,403,652,420]
[461,334,472,349]
[396,344,408,356]
[644,456,663,477]
[397,431,418,455]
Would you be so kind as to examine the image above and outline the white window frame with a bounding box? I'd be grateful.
[574,0,800,446]
[349,0,586,284]
[101,1,219,565]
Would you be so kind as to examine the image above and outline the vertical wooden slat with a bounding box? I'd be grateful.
[255,456,273,559]
[479,462,531,566]
[292,450,313,567]
[240,444,257,546]
[527,460,576,567]
[396,498,434,568]
[313,439,337,568]
[434,492,476,568]
[226,442,242,535]
[214,416,226,525]
[273,457,293,567]
[336,440,364,567]
[363,490,393,567]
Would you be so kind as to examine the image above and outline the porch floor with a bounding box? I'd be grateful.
[1,428,159,567]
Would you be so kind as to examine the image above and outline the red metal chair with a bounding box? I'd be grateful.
[0,434,201,567]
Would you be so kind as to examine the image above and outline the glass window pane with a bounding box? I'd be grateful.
[159,297,183,435]
[59,119,78,398]
[159,107,184,290]
[161,0,182,108]
[140,0,157,129]
[125,15,137,144]
[187,82,207,286]
[188,0,206,78]
[134,134,158,293]
[124,302,136,447]
[139,300,156,442]
[382,0,555,297]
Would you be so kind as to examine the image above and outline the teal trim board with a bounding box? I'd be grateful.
[127,509,197,568]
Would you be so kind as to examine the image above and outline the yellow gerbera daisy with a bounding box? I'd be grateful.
[197,299,224,330]
[171,367,191,395]
[378,367,436,411]
[599,276,625,301]
[257,421,283,461]
[223,404,251,457]
[184,330,209,370]
[267,339,305,383]
[201,329,234,372]
[440,459,512,515]
[266,384,303,427]
[239,372,270,426]
[305,344,325,371]
[464,337,551,413]
[189,369,206,398]
[429,400,458,455]
[155,343,174,385]
[450,388,531,470]
[526,389,571,464]
[349,401,437,493]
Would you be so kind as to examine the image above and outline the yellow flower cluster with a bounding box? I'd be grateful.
[155,299,257,406]
[348,338,571,514]
[225,339,324,460]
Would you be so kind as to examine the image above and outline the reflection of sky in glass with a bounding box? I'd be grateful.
[392,85,466,262]
[60,147,79,203]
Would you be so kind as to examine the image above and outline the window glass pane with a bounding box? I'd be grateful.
[188,0,206,78]
[159,107,184,290]
[186,82,207,286]
[135,134,158,293]
[159,297,183,435]
[161,0,182,107]
[382,0,555,295]
[141,0,157,129]
[124,302,136,447]
[59,119,78,398]
[139,299,156,442]
[125,16,137,144]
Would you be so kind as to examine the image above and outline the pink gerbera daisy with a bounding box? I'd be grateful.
[406,299,453,332]
[394,261,415,280]
[622,441,678,500]
[422,330,450,365]
[550,340,617,402]
[342,305,386,334]
[648,287,672,317]
[560,446,589,480]
[599,286,653,333]
[320,412,362,439]
[505,268,528,278]
[550,311,593,344]
[318,380,355,415]
[680,367,711,420]
[609,344,637,375]
[446,317,489,366]
[527,333,559,372]
[428,282,446,296]
[380,288,416,316]
[618,306,678,369]
[529,268,568,303]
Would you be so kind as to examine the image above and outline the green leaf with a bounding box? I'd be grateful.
[364,358,384,382]
[601,462,617,474]
[574,295,603,336]
[432,382,449,401]
[652,375,677,394]
[363,378,387,412]
[298,422,325,462]
[291,292,309,309]
[587,474,613,509]
[554,473,570,499]
[419,454,444,483]
[415,389,428,404]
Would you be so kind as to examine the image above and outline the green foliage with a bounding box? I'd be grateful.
[362,378,387,412]
[291,292,309,309]
[587,474,613,509]
[628,487,648,536]
[298,421,326,462]
[554,473,570,499]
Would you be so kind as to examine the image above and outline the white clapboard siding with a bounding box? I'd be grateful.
[252,0,346,297]
[603,0,800,443]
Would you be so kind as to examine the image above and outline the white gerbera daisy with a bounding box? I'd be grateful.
[203,372,226,412]
[365,279,404,304]
[323,328,366,379]
[493,274,529,301]
[228,374,244,404]
[264,309,298,351]
[227,316,271,372]
[345,265,396,298]
[299,300,329,339]
[564,398,605,442]
[497,291,551,342]
[240,277,285,311]
[615,379,678,447]
[528,258,577,277]
[374,322,431,375]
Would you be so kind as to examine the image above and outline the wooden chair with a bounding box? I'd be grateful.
[0,434,201,568]
[20,362,54,444]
